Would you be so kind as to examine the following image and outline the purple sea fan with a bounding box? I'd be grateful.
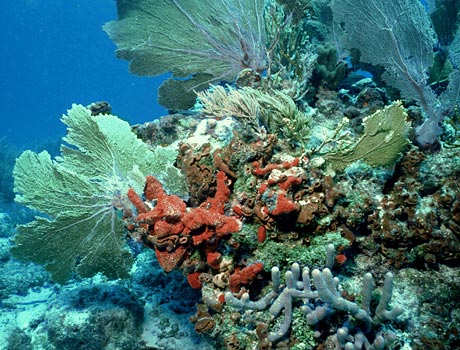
[331,0,460,147]
[104,0,267,110]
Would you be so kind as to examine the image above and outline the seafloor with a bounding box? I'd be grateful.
[1,99,459,349]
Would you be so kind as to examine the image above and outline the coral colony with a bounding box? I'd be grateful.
[10,0,460,349]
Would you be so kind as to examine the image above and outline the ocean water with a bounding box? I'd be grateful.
[1,1,459,350]
[0,2,201,350]
[0,0,166,148]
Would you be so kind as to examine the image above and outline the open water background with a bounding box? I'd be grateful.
[0,0,166,149]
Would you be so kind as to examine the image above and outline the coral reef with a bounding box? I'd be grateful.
[364,147,460,268]
[321,101,411,170]
[225,246,402,347]
[311,44,348,92]
[46,284,144,350]
[198,85,313,146]
[1,248,216,350]
[126,170,241,274]
[11,104,185,283]
[331,0,460,146]
[6,0,460,349]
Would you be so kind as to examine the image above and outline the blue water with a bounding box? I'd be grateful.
[1,1,458,349]
[0,4,203,348]
[0,0,167,148]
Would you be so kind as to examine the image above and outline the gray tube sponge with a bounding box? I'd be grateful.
[225,245,403,344]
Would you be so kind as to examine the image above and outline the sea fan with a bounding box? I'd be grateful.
[12,104,159,283]
[103,0,267,110]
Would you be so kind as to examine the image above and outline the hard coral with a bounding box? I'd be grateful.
[364,148,460,268]
[177,142,215,206]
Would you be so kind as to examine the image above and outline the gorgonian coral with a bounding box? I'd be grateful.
[12,104,163,282]
[104,0,267,110]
